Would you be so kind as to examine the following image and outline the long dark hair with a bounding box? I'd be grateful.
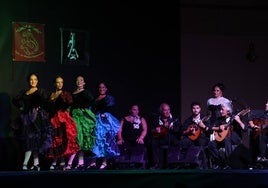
[212,83,225,92]
[26,72,39,82]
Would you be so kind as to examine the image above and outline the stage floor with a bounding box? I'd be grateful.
[1,169,268,187]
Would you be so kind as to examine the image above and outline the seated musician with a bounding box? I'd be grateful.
[207,102,247,169]
[248,99,268,162]
[179,102,211,159]
[149,102,181,169]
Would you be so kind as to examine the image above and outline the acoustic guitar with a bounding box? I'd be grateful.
[251,119,268,140]
[186,114,211,141]
[214,107,250,142]
[153,118,179,138]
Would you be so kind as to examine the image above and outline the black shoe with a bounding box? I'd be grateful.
[87,162,97,170]
[30,165,40,171]
[58,164,65,171]
[212,164,220,170]
[99,162,107,170]
[22,164,28,171]
[49,164,57,170]
[223,165,231,170]
[256,156,268,162]
[63,164,72,171]
[74,164,85,170]
[150,164,159,170]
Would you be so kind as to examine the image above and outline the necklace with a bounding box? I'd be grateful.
[73,87,84,94]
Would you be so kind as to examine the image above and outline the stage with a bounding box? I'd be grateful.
[1,169,268,187]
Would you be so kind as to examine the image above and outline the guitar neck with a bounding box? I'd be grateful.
[236,108,250,117]
[228,108,250,123]
[201,114,211,122]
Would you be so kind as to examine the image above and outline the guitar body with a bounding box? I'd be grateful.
[153,126,168,138]
[251,119,268,139]
[187,114,212,141]
[214,125,230,142]
[152,118,180,138]
[213,108,250,142]
[187,124,202,141]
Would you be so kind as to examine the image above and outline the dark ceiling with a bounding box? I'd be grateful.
[180,0,268,8]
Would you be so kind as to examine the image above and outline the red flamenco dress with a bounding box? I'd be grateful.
[46,91,79,160]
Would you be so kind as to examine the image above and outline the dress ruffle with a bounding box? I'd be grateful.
[19,108,53,154]
[92,112,120,158]
[71,108,96,151]
[46,110,79,158]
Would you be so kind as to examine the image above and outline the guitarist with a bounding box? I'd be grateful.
[179,102,211,160]
[149,102,181,169]
[248,100,268,163]
[207,102,246,169]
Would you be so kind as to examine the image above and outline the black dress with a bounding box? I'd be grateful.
[12,88,53,154]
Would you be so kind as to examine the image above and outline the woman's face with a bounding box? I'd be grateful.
[98,83,107,95]
[213,86,223,98]
[55,77,63,90]
[76,76,85,88]
[29,74,38,88]
[130,105,139,117]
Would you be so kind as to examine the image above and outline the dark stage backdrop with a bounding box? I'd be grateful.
[0,1,180,170]
[180,2,268,121]
[2,0,268,171]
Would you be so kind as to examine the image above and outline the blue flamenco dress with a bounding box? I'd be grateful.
[92,95,120,158]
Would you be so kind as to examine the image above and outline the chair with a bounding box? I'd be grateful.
[114,145,147,169]
[159,145,208,169]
